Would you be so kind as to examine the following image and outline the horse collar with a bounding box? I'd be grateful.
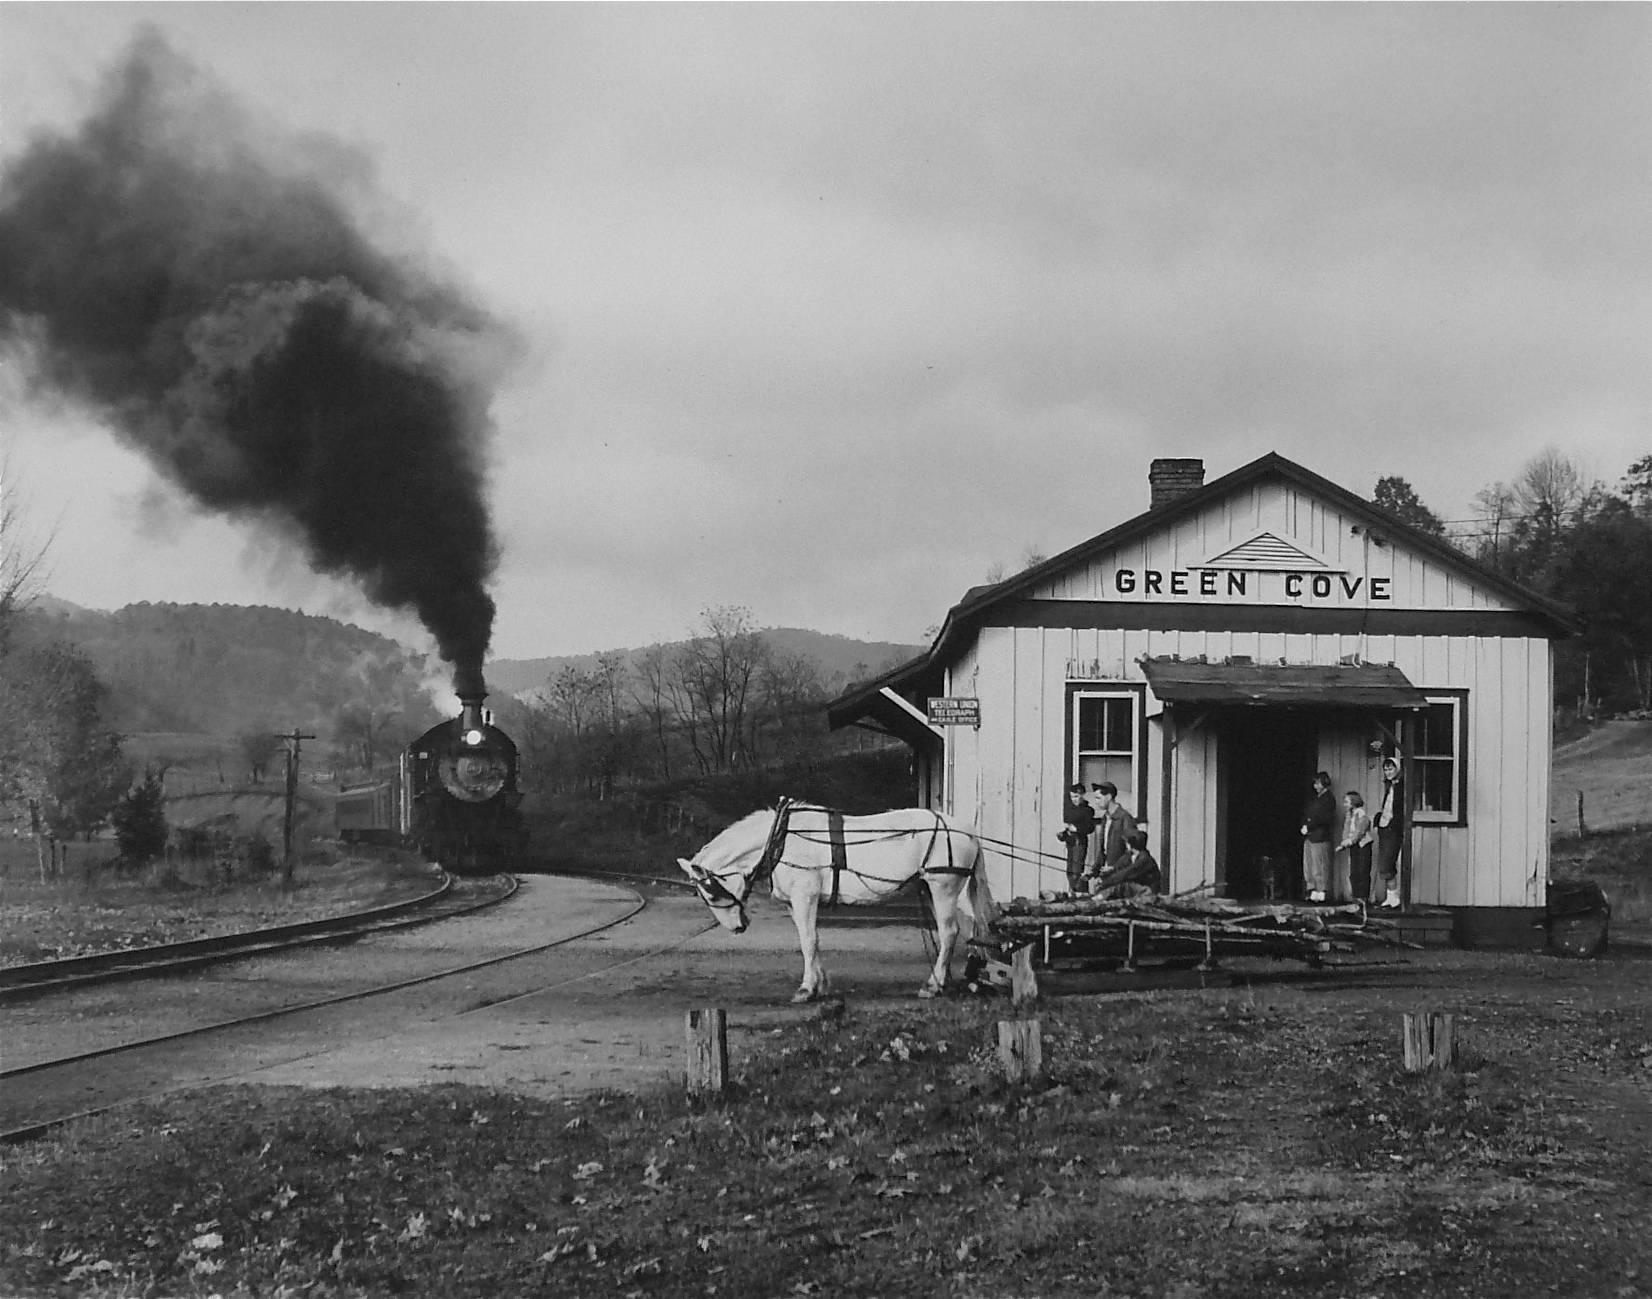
[754,798,797,888]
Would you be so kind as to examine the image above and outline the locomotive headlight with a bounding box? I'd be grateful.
[463,728,485,747]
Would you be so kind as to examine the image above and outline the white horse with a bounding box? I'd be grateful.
[678,799,997,1003]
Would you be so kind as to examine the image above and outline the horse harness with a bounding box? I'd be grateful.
[743,800,970,908]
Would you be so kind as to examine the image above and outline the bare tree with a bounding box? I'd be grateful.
[757,649,827,765]
[238,727,283,783]
[672,606,769,774]
[587,650,631,800]
[0,458,50,655]
[1473,482,1518,569]
[630,644,674,781]
[1513,448,1586,548]
[548,665,601,737]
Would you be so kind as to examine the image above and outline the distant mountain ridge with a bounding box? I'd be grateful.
[485,628,923,699]
[21,598,922,733]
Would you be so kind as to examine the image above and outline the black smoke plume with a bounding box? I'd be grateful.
[0,31,508,698]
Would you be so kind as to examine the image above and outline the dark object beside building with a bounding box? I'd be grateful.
[1545,879,1611,958]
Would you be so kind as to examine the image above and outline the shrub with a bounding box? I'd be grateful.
[239,833,277,877]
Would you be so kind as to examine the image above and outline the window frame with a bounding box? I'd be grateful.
[1064,682,1148,817]
[1409,690,1468,827]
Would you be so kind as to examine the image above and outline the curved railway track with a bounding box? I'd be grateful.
[0,872,519,1001]
[0,879,721,1145]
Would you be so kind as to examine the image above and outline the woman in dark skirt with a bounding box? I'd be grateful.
[1300,771,1336,904]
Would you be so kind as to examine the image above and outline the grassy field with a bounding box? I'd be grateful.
[3,946,1650,1298]
[1553,719,1652,835]
[0,840,438,967]
[1551,826,1652,926]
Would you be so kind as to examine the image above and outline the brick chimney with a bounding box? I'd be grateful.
[1149,458,1205,510]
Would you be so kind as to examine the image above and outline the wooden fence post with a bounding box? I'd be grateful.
[1010,944,1039,1007]
[1401,1010,1458,1073]
[997,1018,1043,1084]
[1576,790,1587,840]
[685,1008,728,1095]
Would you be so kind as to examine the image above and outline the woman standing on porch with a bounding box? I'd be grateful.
[1300,771,1336,904]
[1374,757,1404,908]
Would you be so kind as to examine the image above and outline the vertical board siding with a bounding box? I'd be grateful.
[974,627,1016,901]
[966,615,1550,908]
[1529,638,1551,904]
[1012,626,1048,903]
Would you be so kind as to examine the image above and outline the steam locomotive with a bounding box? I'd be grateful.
[336,693,526,875]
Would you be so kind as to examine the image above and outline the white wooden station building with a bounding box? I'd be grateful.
[828,454,1576,938]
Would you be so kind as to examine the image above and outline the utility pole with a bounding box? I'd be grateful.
[278,728,317,884]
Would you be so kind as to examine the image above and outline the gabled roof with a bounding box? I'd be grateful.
[826,451,1577,731]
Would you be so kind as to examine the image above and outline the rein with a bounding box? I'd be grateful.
[694,802,1073,911]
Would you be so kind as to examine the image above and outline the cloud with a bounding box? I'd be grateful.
[4,5,1648,659]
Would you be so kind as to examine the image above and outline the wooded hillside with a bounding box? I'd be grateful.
[16,602,442,741]
[487,628,920,699]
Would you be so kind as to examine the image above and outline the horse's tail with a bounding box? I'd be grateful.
[964,831,999,937]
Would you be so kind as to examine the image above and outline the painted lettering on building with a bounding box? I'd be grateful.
[1110,569,1392,602]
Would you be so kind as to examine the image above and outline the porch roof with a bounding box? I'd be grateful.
[1140,658,1430,709]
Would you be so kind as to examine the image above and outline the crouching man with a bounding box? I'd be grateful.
[1087,830,1162,900]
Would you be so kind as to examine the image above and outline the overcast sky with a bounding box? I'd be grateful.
[3,3,1648,664]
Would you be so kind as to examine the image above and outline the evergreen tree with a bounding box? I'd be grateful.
[111,771,168,865]
[1371,475,1447,537]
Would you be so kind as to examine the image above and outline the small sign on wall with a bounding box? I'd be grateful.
[927,697,981,728]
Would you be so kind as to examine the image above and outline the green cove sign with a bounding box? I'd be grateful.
[1109,568,1392,602]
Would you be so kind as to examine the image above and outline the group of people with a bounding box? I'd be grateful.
[1300,756,1404,908]
[1052,755,1406,909]
[1057,781,1160,899]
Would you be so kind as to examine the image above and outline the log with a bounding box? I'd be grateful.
[1010,944,1039,1006]
[1197,921,1219,972]
[997,1018,1043,1083]
[1401,1010,1458,1072]
[685,1008,729,1095]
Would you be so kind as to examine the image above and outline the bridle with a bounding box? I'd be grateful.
[687,798,798,915]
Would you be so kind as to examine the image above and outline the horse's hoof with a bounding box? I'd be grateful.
[791,989,817,1004]
[916,985,938,1000]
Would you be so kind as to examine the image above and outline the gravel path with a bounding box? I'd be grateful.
[1,876,945,1120]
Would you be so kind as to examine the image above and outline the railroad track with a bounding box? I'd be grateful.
[0,872,518,1001]
[1,878,682,1144]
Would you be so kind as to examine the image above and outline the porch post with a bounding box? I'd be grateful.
[1399,713,1416,908]
[1159,704,1175,889]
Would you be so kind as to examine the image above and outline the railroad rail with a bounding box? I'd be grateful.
[1,879,672,1144]
[0,872,517,1001]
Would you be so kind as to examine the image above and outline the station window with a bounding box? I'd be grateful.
[1412,693,1467,825]
[1069,686,1146,818]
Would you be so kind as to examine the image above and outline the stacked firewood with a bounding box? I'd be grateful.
[986,891,1412,965]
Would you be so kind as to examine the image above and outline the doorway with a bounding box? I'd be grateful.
[1219,709,1318,900]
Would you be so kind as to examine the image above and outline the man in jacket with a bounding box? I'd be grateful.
[1088,782,1138,877]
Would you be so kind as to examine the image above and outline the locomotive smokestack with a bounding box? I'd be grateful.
[458,692,486,739]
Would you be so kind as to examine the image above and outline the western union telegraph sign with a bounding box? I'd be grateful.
[927,697,981,728]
